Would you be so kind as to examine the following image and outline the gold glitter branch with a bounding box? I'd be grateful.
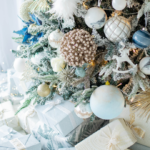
[130,88,150,122]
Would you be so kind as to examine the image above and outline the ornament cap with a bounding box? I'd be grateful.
[105,81,110,85]
[142,27,148,31]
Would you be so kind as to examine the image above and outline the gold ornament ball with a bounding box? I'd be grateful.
[37,83,51,97]
[20,0,33,22]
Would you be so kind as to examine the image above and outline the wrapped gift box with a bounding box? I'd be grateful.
[130,143,150,150]
[35,95,83,136]
[32,122,72,150]
[0,125,23,144]
[0,134,41,150]
[0,101,19,128]
[75,119,137,150]
[111,105,150,147]
[17,101,39,133]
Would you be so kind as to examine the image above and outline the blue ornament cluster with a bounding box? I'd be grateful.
[132,30,150,49]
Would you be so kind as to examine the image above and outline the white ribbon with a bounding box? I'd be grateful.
[10,138,26,150]
[100,126,125,150]
[24,105,36,132]
[42,99,63,114]
[0,109,8,119]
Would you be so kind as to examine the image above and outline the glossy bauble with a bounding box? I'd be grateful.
[104,16,131,43]
[139,57,150,75]
[112,0,126,10]
[37,83,50,97]
[31,52,46,65]
[14,58,26,73]
[48,29,64,48]
[132,30,150,49]
[19,0,33,22]
[90,85,124,120]
[74,103,93,119]
[28,24,37,35]
[85,7,107,29]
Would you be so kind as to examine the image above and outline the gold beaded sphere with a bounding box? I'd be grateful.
[60,29,97,67]
[37,83,50,97]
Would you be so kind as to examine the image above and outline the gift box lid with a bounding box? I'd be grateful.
[35,95,79,124]
[0,134,41,150]
[0,125,23,144]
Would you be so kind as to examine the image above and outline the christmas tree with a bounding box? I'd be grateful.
[12,0,150,148]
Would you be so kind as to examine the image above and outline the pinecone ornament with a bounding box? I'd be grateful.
[104,15,131,43]
[60,29,97,67]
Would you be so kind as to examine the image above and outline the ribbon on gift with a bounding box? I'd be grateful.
[42,98,64,114]
[125,121,145,139]
[100,125,128,150]
[10,138,26,150]
[1,128,17,141]
[24,105,36,132]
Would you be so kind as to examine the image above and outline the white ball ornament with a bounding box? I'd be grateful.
[90,85,124,120]
[14,58,26,73]
[139,57,150,75]
[104,15,131,43]
[48,29,64,48]
[85,7,107,29]
[74,103,93,119]
[31,52,46,65]
[112,0,126,11]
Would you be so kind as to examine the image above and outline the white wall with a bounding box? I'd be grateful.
[0,0,24,71]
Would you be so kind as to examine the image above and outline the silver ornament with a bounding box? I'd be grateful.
[104,15,131,43]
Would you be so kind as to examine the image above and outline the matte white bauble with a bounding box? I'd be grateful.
[14,58,26,73]
[112,0,126,10]
[74,103,93,119]
[84,7,107,29]
[31,52,46,65]
[139,57,150,75]
[90,85,124,120]
[48,29,64,48]
[104,16,131,43]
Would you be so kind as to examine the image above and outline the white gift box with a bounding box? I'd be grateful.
[111,105,150,148]
[35,94,83,136]
[75,119,137,150]
[58,148,75,150]
[0,101,19,129]
[17,102,39,134]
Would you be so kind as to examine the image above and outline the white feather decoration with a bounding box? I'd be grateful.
[49,0,80,20]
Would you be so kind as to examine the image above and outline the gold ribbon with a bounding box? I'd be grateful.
[128,106,145,139]
[10,138,26,150]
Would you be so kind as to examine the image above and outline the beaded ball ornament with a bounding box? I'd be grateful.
[60,29,97,67]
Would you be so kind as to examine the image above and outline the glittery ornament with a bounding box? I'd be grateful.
[19,0,33,22]
[37,83,50,97]
[74,103,93,119]
[60,29,97,67]
[104,15,131,43]
[28,24,37,35]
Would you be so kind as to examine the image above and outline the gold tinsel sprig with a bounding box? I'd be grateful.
[130,89,150,122]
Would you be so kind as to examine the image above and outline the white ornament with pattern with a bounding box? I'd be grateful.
[104,15,131,43]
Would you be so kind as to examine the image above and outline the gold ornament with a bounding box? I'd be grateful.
[37,83,51,97]
[29,0,50,13]
[20,0,33,22]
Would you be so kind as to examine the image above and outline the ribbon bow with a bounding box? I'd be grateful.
[1,128,17,141]
[43,99,63,114]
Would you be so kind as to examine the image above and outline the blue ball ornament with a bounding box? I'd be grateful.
[90,85,124,120]
[133,30,150,49]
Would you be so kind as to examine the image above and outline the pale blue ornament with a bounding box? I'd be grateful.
[90,85,124,120]
[75,67,86,77]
